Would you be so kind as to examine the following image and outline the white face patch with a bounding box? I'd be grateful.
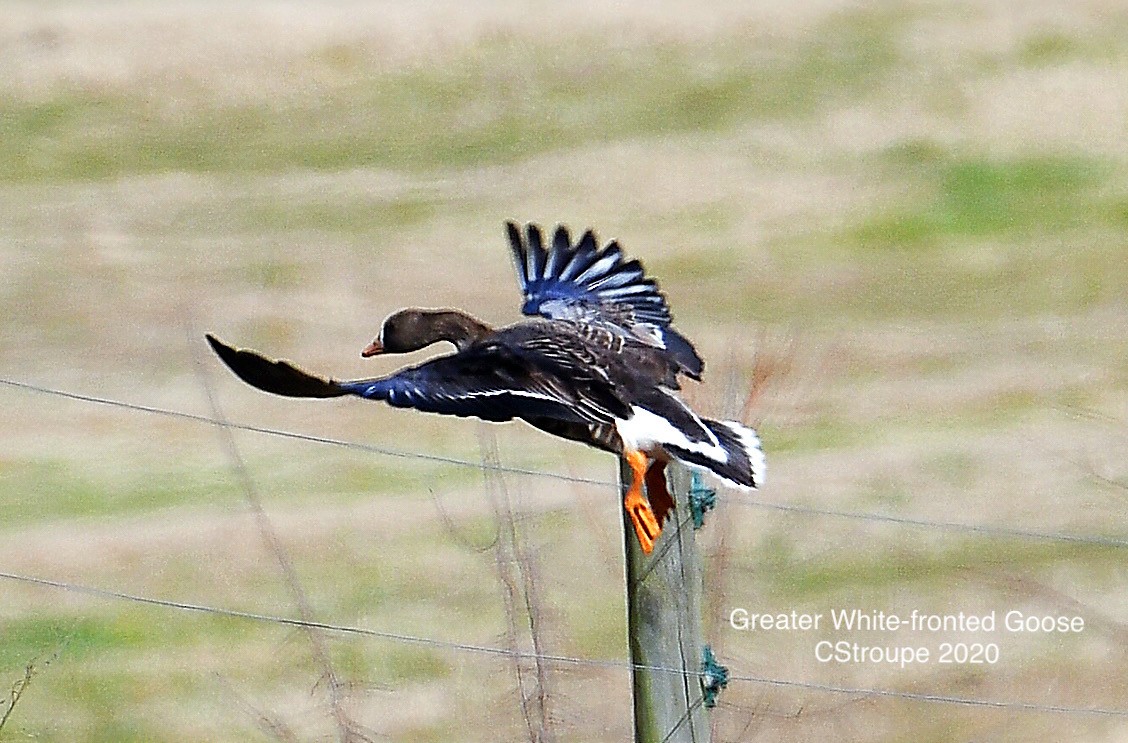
[616,406,727,463]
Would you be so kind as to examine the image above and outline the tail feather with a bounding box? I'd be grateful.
[665,418,765,490]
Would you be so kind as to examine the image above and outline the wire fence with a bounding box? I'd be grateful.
[1,570,1124,719]
[2,375,1127,724]
[4,378,1125,548]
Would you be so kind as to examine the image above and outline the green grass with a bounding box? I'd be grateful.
[1018,31,1089,66]
[0,449,498,528]
[632,151,1126,328]
[754,537,1126,600]
[235,193,439,237]
[0,611,261,670]
[0,460,234,526]
[760,418,870,455]
[381,645,451,684]
[762,385,1070,457]
[0,618,105,667]
[3,3,1128,741]
[0,7,905,183]
[853,153,1113,247]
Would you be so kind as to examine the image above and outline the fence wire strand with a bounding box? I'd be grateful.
[3,377,1125,548]
[3,375,1128,723]
[0,378,607,486]
[1,569,1125,719]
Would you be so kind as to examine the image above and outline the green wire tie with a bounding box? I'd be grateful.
[688,471,717,529]
[700,645,729,709]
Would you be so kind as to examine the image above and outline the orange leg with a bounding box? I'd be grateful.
[624,450,661,554]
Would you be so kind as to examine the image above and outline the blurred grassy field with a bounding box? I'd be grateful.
[1,1,1127,741]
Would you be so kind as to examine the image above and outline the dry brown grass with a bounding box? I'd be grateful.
[1,1,1127,741]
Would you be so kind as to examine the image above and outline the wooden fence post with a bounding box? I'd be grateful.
[622,460,712,743]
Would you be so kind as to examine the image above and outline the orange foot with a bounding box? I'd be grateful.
[624,450,661,554]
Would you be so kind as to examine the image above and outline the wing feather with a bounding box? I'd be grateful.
[504,221,704,379]
[207,333,627,427]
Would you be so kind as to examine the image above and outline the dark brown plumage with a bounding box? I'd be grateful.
[208,222,765,554]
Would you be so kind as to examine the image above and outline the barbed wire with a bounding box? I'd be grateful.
[1,569,1125,718]
[3,377,1125,548]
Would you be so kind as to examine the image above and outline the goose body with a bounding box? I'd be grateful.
[208,222,765,552]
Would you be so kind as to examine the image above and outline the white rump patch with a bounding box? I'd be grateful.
[616,406,727,463]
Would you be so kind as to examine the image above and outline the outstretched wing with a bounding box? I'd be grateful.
[206,334,348,398]
[506,222,704,380]
[206,334,627,426]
